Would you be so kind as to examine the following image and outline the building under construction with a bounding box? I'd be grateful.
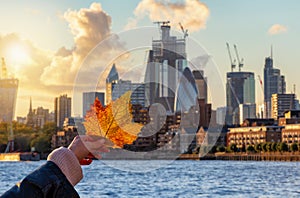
[144,21,187,112]
[0,57,19,152]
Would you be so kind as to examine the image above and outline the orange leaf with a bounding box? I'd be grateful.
[84,92,143,148]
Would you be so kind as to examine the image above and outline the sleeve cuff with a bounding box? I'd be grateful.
[47,147,83,186]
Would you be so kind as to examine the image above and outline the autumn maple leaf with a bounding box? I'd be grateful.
[84,91,143,148]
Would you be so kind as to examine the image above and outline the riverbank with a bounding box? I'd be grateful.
[0,152,40,161]
[178,152,300,161]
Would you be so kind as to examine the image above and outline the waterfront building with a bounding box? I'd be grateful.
[196,126,227,148]
[241,118,275,127]
[282,124,300,146]
[278,110,300,126]
[271,93,296,119]
[54,94,71,129]
[226,71,255,125]
[264,55,286,118]
[227,126,282,149]
[83,92,104,117]
[51,127,78,150]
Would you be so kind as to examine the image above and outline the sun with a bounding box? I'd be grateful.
[7,44,30,68]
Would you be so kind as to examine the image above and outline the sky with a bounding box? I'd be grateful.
[0,0,299,117]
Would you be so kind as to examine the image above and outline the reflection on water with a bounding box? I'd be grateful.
[1,160,300,197]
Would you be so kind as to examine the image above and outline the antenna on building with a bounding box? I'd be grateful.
[271,45,273,59]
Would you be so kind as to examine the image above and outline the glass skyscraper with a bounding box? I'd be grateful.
[264,56,286,118]
[144,22,187,112]
[226,72,255,125]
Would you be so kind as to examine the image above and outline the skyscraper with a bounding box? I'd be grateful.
[192,70,208,103]
[144,21,187,111]
[106,63,119,104]
[54,94,71,129]
[0,58,18,152]
[226,72,255,125]
[83,92,105,117]
[239,103,256,124]
[264,54,286,118]
[0,58,18,123]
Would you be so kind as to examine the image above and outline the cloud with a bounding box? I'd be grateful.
[125,0,210,32]
[268,24,288,35]
[40,3,125,87]
[0,3,127,116]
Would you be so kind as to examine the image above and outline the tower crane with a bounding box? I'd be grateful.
[234,44,244,72]
[226,43,236,72]
[179,23,188,39]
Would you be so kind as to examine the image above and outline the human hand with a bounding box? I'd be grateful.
[68,135,110,165]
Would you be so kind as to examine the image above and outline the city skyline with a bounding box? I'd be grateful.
[0,1,299,117]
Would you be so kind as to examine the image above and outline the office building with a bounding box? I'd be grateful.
[106,63,119,104]
[264,55,286,118]
[144,21,187,111]
[54,94,71,129]
[83,92,105,117]
[271,93,296,119]
[216,107,227,125]
[239,103,256,124]
[192,70,207,103]
[0,58,18,123]
[226,72,255,125]
[107,79,145,106]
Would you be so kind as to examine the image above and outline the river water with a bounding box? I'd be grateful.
[1,160,300,197]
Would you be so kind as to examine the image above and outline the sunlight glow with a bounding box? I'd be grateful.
[7,44,30,69]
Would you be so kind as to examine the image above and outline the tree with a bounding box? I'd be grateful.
[14,135,31,152]
[31,135,50,153]
[217,145,226,152]
[255,143,262,153]
[262,143,268,152]
[246,145,255,153]
[266,142,272,152]
[278,142,289,152]
[229,143,237,152]
[290,143,298,152]
[271,142,278,152]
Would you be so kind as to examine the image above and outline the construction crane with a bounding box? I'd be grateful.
[233,44,244,72]
[1,57,8,79]
[179,23,188,39]
[226,43,236,72]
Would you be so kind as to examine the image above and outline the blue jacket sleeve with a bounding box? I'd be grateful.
[1,161,80,198]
